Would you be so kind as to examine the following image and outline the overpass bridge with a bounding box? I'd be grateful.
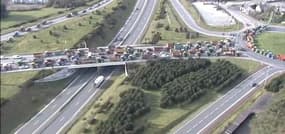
[1,56,271,74]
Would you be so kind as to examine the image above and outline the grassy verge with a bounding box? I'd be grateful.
[1,8,65,30]
[67,58,261,134]
[179,0,243,32]
[1,0,136,55]
[212,89,265,134]
[0,0,102,34]
[141,0,222,45]
[256,32,285,55]
[210,58,263,74]
[0,70,74,134]
[67,73,127,134]
[250,87,285,134]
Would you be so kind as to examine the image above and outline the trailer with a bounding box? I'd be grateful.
[94,76,105,88]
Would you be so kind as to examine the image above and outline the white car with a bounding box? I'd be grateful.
[12,55,23,59]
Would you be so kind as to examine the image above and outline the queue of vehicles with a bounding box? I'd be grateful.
[244,27,285,61]
[1,39,242,72]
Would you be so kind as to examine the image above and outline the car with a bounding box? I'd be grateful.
[13,32,20,37]
[252,83,257,87]
[12,55,23,59]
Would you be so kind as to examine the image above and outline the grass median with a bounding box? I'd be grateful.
[141,0,222,45]
[67,58,262,134]
[179,0,243,32]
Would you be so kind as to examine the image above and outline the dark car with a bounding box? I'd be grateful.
[252,83,257,87]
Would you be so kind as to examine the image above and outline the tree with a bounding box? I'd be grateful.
[0,2,8,18]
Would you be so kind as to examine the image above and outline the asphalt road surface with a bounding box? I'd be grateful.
[14,69,97,134]
[174,66,283,134]
[170,0,243,38]
[170,0,285,133]
[0,0,113,42]
[13,0,157,133]
[40,67,116,134]
[109,0,157,46]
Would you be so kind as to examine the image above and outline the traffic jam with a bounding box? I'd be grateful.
[1,38,242,72]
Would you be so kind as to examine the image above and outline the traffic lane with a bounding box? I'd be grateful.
[174,67,279,134]
[124,0,157,45]
[244,51,285,69]
[110,0,146,46]
[193,67,279,133]
[170,0,233,38]
[29,69,97,134]
[14,69,94,134]
[0,0,113,42]
[41,68,114,134]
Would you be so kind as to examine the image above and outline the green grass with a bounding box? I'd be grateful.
[256,32,285,55]
[0,70,73,134]
[142,0,222,44]
[0,0,102,34]
[250,87,285,134]
[67,73,128,134]
[210,58,263,74]
[1,8,66,30]
[0,71,39,100]
[179,0,243,32]
[212,89,265,134]
[1,1,117,55]
[67,58,262,134]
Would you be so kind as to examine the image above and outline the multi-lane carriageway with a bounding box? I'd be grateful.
[13,0,158,134]
[4,0,285,134]
[170,0,285,133]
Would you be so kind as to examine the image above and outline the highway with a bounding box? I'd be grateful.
[14,69,97,134]
[0,0,113,42]
[170,0,285,133]
[170,0,244,38]
[108,0,157,46]
[12,0,158,134]
[40,67,115,134]
[174,66,283,134]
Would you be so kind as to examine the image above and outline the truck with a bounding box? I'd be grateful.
[94,76,105,88]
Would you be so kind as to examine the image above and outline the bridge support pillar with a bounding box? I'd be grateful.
[124,63,128,77]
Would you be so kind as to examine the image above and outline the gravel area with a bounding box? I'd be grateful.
[193,2,236,26]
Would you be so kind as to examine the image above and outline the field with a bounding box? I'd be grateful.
[211,58,263,74]
[1,0,136,55]
[0,0,102,34]
[67,58,262,134]
[1,8,65,31]
[0,70,73,134]
[179,0,243,32]
[141,0,222,45]
[256,32,285,55]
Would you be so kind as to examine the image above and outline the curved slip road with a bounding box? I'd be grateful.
[170,0,285,133]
